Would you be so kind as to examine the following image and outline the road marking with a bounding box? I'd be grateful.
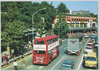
[77,54,84,70]
[27,65,34,69]
[51,56,64,70]
[38,66,44,70]
[77,38,90,70]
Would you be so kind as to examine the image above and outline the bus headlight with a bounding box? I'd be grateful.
[36,57,39,59]
[41,57,44,59]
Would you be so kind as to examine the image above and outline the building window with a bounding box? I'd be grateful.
[77,19,78,21]
[74,19,76,21]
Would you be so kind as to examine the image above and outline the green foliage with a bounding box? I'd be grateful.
[40,1,56,31]
[57,2,69,13]
[1,20,26,50]
[1,1,70,51]
[54,22,69,36]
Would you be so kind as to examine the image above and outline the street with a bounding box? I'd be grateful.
[2,37,98,70]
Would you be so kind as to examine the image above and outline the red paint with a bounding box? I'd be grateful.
[33,35,60,65]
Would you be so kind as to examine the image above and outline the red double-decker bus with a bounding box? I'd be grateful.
[33,35,60,65]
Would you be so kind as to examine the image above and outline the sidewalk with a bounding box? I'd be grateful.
[1,50,33,68]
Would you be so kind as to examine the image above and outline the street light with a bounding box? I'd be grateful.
[32,7,46,46]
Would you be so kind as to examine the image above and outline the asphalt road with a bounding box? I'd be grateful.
[2,37,98,70]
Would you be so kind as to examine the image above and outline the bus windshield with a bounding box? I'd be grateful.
[36,41,44,44]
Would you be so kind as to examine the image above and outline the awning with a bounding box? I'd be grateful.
[69,27,91,30]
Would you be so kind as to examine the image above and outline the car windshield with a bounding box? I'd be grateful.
[86,57,96,61]
[87,44,93,46]
[86,47,92,49]
[61,64,71,68]
[89,41,93,43]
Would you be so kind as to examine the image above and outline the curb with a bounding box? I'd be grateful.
[1,53,32,69]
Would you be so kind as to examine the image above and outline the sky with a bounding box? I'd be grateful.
[34,1,98,15]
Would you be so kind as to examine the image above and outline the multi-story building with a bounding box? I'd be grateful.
[65,16,97,32]
[65,16,97,27]
[70,10,90,15]
[52,15,97,33]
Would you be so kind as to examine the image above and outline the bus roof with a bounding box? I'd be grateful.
[34,35,58,41]
[87,52,96,57]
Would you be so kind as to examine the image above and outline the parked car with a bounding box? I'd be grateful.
[84,34,88,38]
[90,38,96,44]
[60,60,75,70]
[85,46,94,52]
[87,43,94,48]
[88,40,93,44]
[85,52,97,68]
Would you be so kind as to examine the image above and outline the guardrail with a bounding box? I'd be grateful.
[1,51,33,68]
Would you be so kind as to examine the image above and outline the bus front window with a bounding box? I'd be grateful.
[35,51,45,54]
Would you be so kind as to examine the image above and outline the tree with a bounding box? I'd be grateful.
[57,2,69,13]
[1,20,26,55]
[1,1,70,53]
[90,13,94,17]
[54,21,69,36]
[1,2,27,55]
[40,1,56,31]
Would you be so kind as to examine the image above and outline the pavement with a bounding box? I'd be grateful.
[1,50,33,69]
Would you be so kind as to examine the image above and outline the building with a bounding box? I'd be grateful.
[65,16,97,27]
[65,16,97,32]
[52,15,97,33]
[70,10,90,15]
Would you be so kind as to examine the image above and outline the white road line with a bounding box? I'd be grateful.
[38,66,44,70]
[77,54,84,70]
[27,65,34,69]
[51,56,64,70]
